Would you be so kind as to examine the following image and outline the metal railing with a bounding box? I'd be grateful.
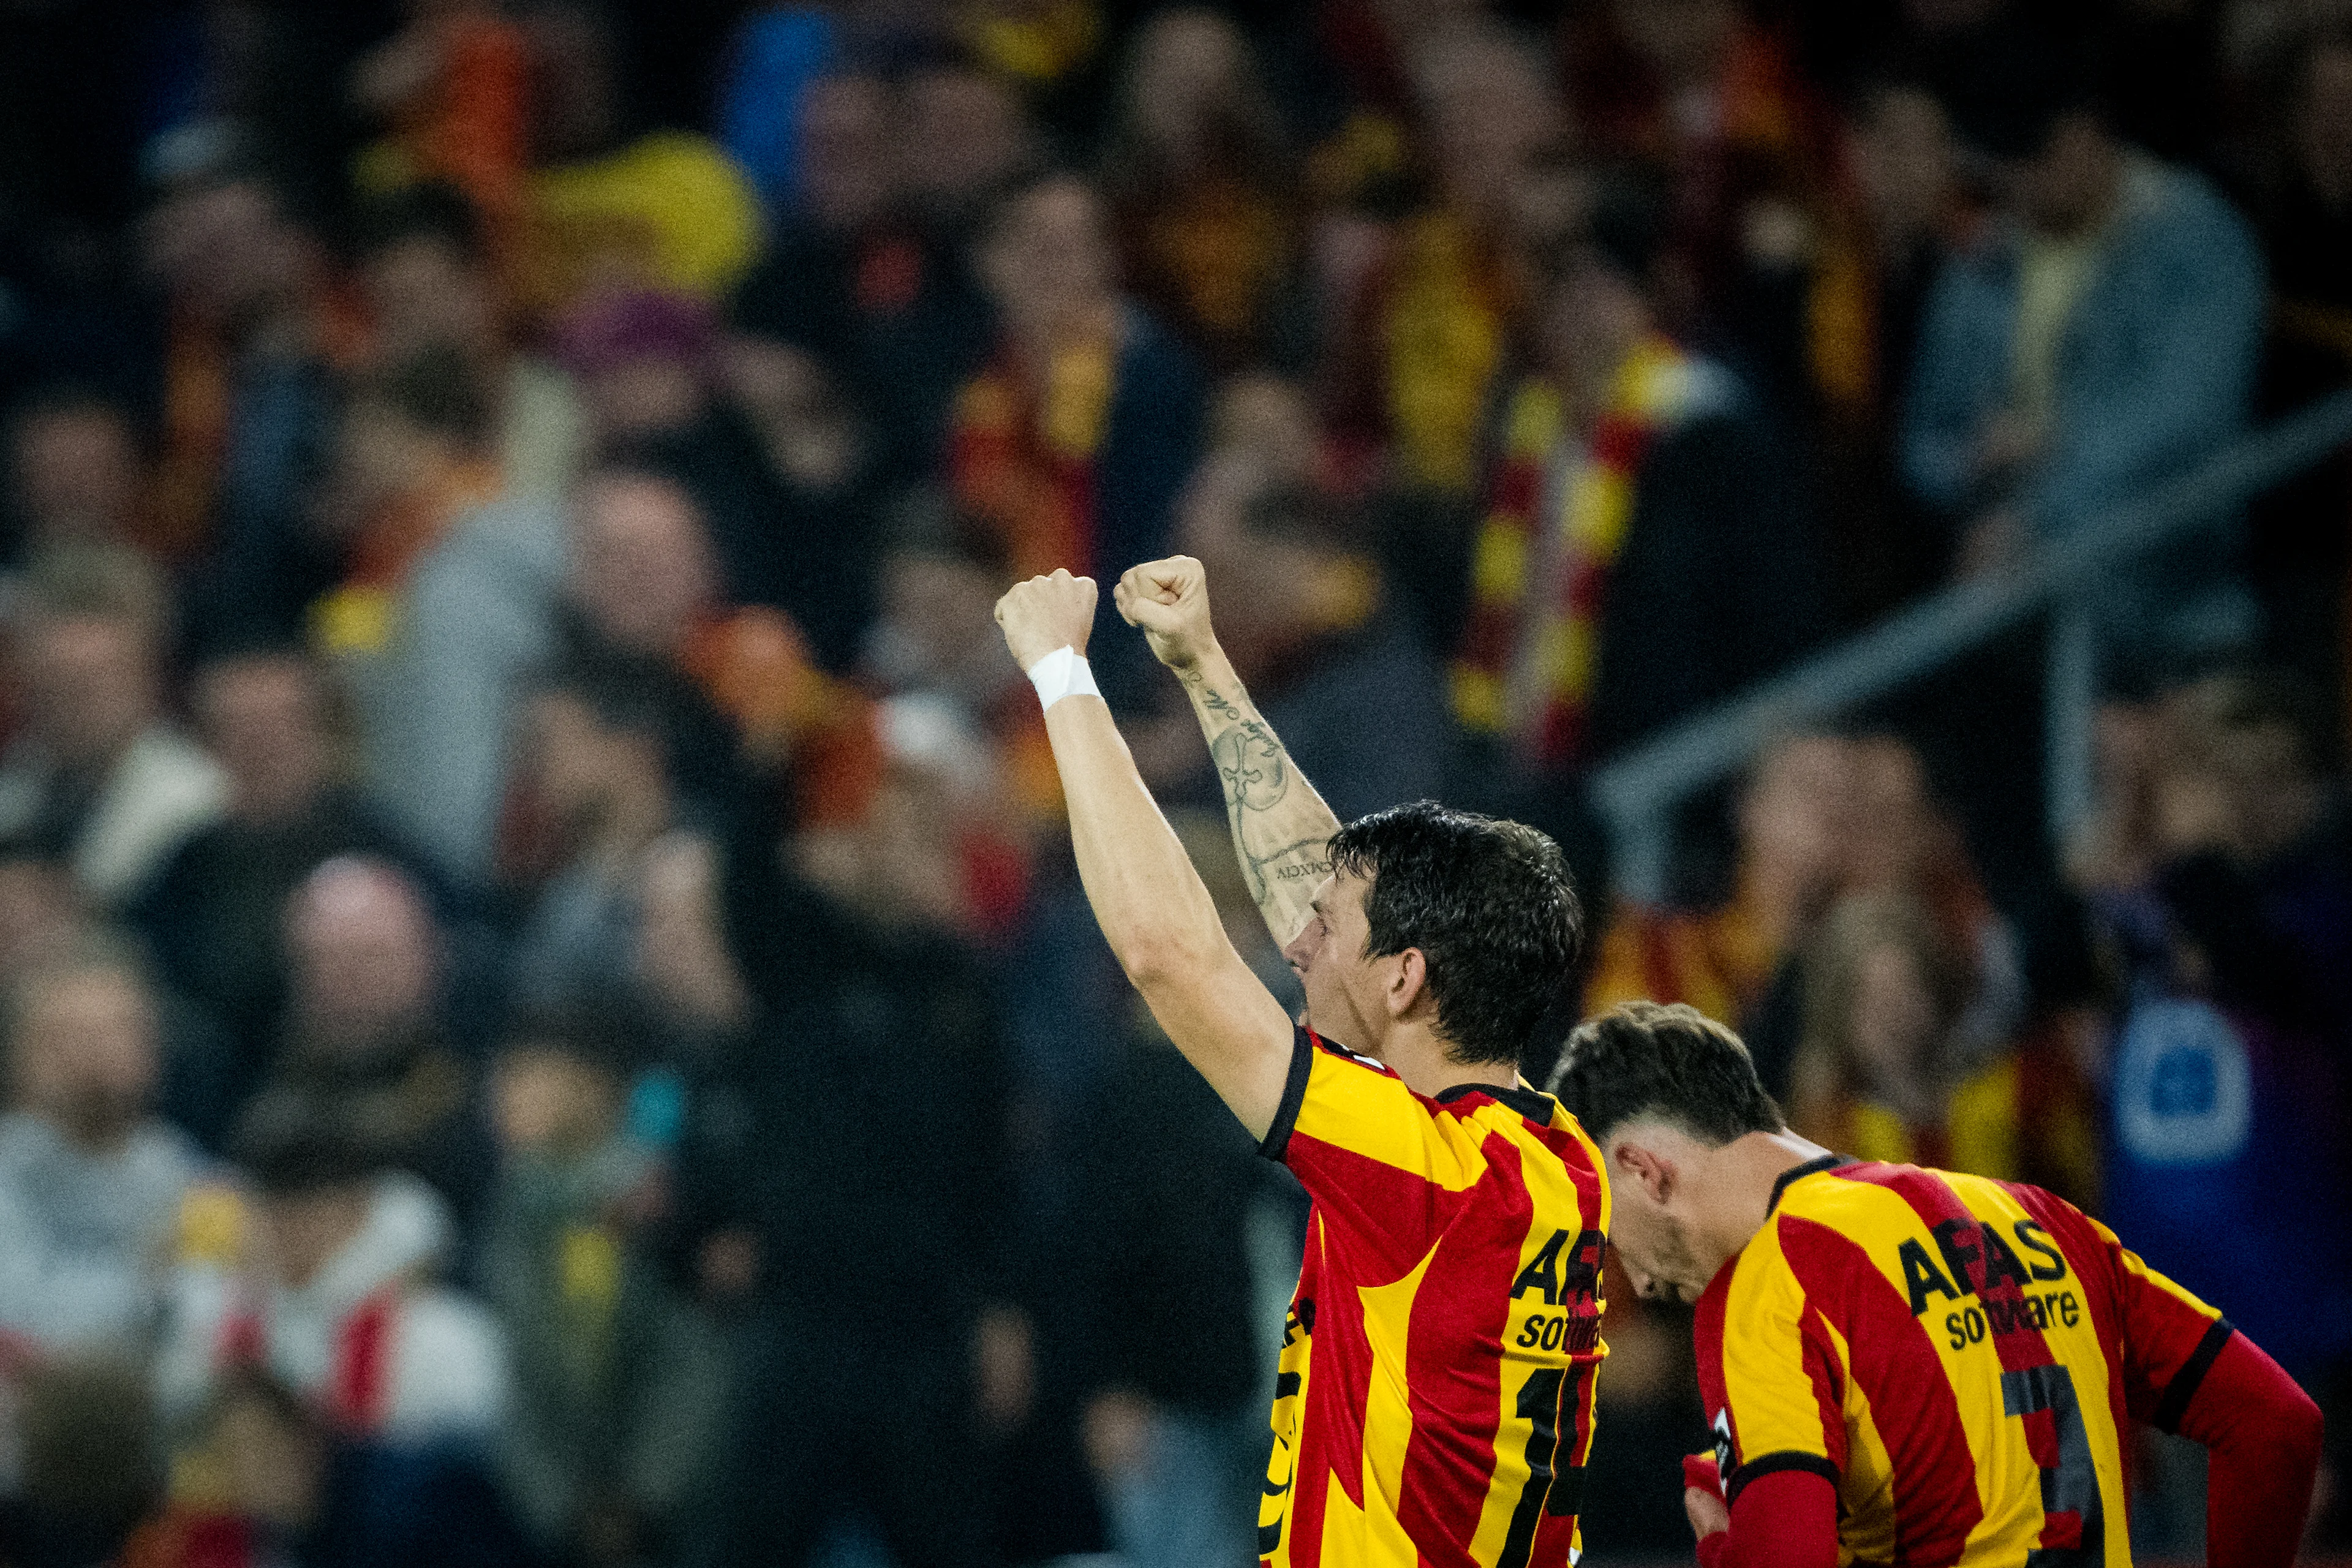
[1589,385,2352,907]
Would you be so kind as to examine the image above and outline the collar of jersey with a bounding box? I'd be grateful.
[1765,1152,1856,1216]
[1433,1081,1559,1124]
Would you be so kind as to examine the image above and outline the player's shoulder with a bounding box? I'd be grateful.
[1303,1027,1395,1079]
[1433,1080,1606,1174]
[1735,1158,1921,1289]
[1760,1155,1888,1226]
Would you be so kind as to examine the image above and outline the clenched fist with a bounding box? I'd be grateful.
[1112,555,1219,674]
[994,568,1098,669]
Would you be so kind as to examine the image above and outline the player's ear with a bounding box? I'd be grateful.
[1384,946,1430,1020]
[1612,1139,1674,1205]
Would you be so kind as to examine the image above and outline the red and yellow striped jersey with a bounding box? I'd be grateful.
[1695,1156,2231,1568]
[1258,1028,1612,1567]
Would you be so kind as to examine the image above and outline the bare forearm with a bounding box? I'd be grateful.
[1042,693,1294,1136]
[1047,696,1223,972]
[1177,646,1342,947]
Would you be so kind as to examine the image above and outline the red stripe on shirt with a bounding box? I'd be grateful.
[1776,1214,1986,1566]
[1397,1131,1532,1558]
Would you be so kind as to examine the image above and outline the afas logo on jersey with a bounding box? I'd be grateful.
[1510,1228,1605,1355]
[1894,1216,2084,1349]
[1896,1217,2070,1316]
[1511,1229,1604,1308]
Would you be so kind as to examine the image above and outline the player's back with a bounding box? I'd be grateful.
[1261,1029,1611,1568]
[1695,1156,2230,1568]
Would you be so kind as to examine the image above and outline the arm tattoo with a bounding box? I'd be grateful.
[1187,674,1340,942]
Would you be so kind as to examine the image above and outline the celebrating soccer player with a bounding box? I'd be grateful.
[1548,1001,2324,1568]
[993,558,1606,1568]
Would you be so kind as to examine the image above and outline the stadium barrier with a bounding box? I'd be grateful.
[1591,385,2352,908]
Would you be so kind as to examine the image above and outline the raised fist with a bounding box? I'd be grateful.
[1112,555,1218,674]
[993,568,1099,669]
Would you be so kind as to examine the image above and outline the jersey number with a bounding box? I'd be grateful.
[1498,1365,1587,1568]
[2000,1363,2103,1567]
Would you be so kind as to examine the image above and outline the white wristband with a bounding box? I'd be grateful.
[1025,646,1100,712]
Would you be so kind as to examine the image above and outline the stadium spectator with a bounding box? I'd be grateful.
[549,287,722,458]
[0,940,201,1356]
[1327,20,1566,496]
[347,0,532,287]
[480,1008,725,1567]
[1102,9,1304,372]
[952,170,1208,704]
[135,652,428,1083]
[729,66,1011,488]
[1842,734,2027,1061]
[2239,31,2352,717]
[1065,808,1292,1568]
[717,311,883,672]
[505,666,715,1019]
[1789,888,2097,1199]
[710,3,839,213]
[1563,0,1855,412]
[1583,731,1857,1095]
[1901,63,2266,673]
[0,546,225,911]
[1450,211,1825,777]
[551,284,829,626]
[156,1093,508,1481]
[0,848,86,994]
[143,168,350,641]
[680,749,1028,1567]
[352,184,589,501]
[2073,669,2352,1393]
[899,61,1039,242]
[551,468,819,807]
[124,1364,538,1568]
[311,348,503,677]
[1069,1016,1271,1568]
[1205,372,1327,492]
[356,466,568,886]
[1816,80,1970,623]
[518,4,761,311]
[861,525,1076,843]
[3,390,151,564]
[263,859,486,1225]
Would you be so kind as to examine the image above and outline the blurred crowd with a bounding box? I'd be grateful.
[0,0,2347,1564]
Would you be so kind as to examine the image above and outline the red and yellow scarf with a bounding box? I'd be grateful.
[948,327,1118,579]
[1452,334,1711,768]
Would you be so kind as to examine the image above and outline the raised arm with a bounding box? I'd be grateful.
[1112,556,1341,948]
[995,570,1297,1140]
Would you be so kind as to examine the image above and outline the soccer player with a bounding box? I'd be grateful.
[993,559,1607,1567]
[1547,1001,2324,1568]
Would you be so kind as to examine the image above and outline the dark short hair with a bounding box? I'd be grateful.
[1545,1001,1784,1146]
[1327,802,1581,1069]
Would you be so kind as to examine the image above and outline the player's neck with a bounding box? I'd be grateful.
[1703,1129,1838,1264]
[1384,1023,1517,1101]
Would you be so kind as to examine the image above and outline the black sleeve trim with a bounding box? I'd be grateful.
[1725,1450,1841,1506]
[1259,1027,1316,1164]
[2150,1316,2234,1435]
